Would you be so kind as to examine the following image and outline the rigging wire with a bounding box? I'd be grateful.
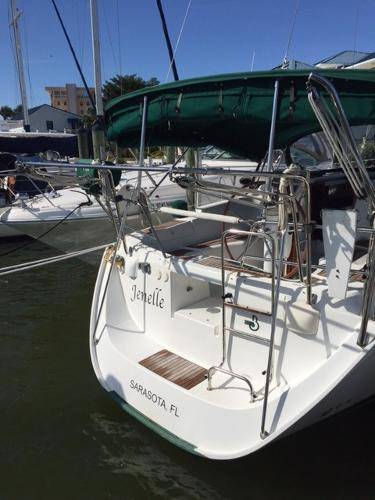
[50,0,97,115]
[78,0,88,68]
[156,0,179,81]
[353,4,360,63]
[116,0,123,94]
[282,0,300,67]
[74,0,83,67]
[20,4,33,107]
[102,0,119,74]
[164,0,192,82]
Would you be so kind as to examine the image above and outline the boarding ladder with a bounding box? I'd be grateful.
[207,226,287,438]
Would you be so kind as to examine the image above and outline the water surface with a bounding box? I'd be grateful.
[1,238,374,499]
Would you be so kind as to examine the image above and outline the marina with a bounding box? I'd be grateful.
[2,0,375,497]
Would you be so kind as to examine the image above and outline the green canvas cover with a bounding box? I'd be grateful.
[105,69,375,161]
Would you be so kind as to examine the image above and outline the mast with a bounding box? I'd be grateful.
[89,0,105,160]
[10,0,30,132]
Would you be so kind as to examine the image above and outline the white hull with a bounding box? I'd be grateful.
[90,230,375,459]
[0,186,176,264]
[5,213,169,264]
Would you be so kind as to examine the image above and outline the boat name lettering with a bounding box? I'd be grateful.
[130,285,165,308]
[130,379,179,417]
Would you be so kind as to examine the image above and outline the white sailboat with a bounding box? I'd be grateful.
[88,69,375,459]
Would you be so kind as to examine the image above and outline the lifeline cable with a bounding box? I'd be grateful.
[0,243,109,276]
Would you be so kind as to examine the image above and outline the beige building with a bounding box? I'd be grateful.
[45,84,95,116]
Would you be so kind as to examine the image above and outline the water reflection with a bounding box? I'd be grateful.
[89,412,224,499]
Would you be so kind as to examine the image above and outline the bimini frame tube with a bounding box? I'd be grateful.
[265,80,280,187]
[137,95,148,195]
[307,72,375,340]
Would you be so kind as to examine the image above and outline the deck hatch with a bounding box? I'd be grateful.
[139,349,207,389]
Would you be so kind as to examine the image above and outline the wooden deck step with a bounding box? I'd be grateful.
[139,349,207,390]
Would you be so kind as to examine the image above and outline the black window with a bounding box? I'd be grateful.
[68,118,79,130]
[46,120,53,130]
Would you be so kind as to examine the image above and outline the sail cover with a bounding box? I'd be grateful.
[0,131,78,156]
[105,69,375,161]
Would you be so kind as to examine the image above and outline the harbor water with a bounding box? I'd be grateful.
[1,238,375,499]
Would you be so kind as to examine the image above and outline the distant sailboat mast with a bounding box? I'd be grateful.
[10,0,30,132]
[90,0,104,117]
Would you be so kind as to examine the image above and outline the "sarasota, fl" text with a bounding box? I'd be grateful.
[130,379,180,417]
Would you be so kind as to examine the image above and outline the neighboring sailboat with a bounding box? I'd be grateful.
[89,69,375,459]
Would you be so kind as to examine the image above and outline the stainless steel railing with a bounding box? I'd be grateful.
[307,72,375,346]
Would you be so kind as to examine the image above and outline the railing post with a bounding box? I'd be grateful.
[260,229,286,439]
[358,228,375,346]
[265,80,280,190]
[137,95,148,195]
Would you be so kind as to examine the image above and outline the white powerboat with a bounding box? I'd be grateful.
[0,151,257,255]
[0,167,186,262]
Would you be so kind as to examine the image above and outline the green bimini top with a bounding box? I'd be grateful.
[105,69,375,161]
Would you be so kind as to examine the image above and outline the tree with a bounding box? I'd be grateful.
[81,107,96,128]
[102,74,160,101]
[0,106,13,119]
[12,104,23,117]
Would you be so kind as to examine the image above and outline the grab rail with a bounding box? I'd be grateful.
[307,72,375,206]
[307,72,375,347]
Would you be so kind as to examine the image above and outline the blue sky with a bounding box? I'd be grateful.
[1,0,375,108]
